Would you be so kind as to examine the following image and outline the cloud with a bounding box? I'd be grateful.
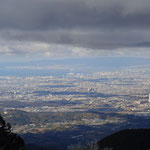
[0,0,150,30]
[0,39,104,58]
[0,0,150,57]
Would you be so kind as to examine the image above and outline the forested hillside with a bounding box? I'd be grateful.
[0,115,26,150]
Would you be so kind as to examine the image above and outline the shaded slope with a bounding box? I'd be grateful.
[98,129,150,150]
[0,115,26,150]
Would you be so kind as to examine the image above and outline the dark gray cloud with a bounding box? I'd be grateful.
[0,0,150,56]
[0,0,150,30]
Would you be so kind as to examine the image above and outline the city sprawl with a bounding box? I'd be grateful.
[1,65,150,139]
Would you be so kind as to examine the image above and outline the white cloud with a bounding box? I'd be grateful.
[1,39,150,59]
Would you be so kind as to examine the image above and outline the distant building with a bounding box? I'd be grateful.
[88,88,95,93]
[148,94,150,103]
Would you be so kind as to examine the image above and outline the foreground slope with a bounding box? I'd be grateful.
[98,129,150,150]
[0,115,26,150]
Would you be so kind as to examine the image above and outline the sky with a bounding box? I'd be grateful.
[1,0,150,61]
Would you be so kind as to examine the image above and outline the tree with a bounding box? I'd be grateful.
[0,114,26,150]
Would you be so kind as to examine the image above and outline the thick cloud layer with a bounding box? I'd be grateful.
[0,0,150,30]
[0,0,150,57]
